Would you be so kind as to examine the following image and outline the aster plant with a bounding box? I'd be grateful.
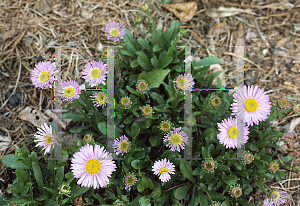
[3,2,300,206]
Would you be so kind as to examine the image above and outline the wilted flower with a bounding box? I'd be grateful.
[58,182,71,197]
[134,15,143,24]
[174,73,195,91]
[102,50,110,58]
[152,158,175,182]
[120,96,132,109]
[163,127,188,152]
[136,80,148,94]
[113,135,130,155]
[141,3,149,11]
[269,161,279,173]
[230,185,242,198]
[124,174,137,191]
[217,116,250,149]
[71,144,117,189]
[30,61,56,89]
[230,85,272,127]
[282,133,292,143]
[158,120,172,133]
[57,80,81,102]
[277,94,291,109]
[203,158,217,173]
[91,92,107,108]
[244,152,254,164]
[104,21,125,42]
[141,104,153,118]
[269,189,287,206]
[34,123,58,154]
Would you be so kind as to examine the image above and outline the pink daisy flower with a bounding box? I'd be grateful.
[152,158,175,182]
[174,73,195,91]
[30,61,56,89]
[34,123,58,154]
[269,189,287,206]
[57,80,81,102]
[104,21,126,42]
[263,198,273,206]
[82,60,108,87]
[90,92,107,108]
[230,85,272,127]
[124,174,137,191]
[217,116,250,149]
[163,127,188,152]
[71,144,117,189]
[112,135,130,155]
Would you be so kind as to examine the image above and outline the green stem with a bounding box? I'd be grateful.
[138,24,145,38]
[260,180,271,193]
[74,99,101,135]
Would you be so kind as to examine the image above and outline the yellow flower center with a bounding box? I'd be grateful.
[97,93,107,104]
[212,98,221,107]
[159,166,169,174]
[177,78,186,89]
[228,126,239,139]
[90,68,101,79]
[143,106,152,116]
[245,98,258,112]
[46,134,54,144]
[138,82,147,91]
[126,176,135,185]
[135,16,141,22]
[119,141,128,151]
[170,134,182,145]
[86,159,101,175]
[63,87,75,98]
[161,122,170,131]
[110,28,120,38]
[39,71,49,82]
[205,162,213,170]
[271,191,279,200]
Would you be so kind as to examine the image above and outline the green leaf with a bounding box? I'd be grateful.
[160,57,173,69]
[34,195,48,201]
[153,44,162,52]
[131,159,145,169]
[137,52,152,71]
[44,199,60,206]
[123,28,137,54]
[137,176,154,193]
[15,168,28,184]
[149,136,157,146]
[69,125,91,134]
[121,49,136,58]
[253,178,267,194]
[62,112,85,122]
[199,190,209,206]
[180,160,194,183]
[30,151,38,162]
[150,187,161,200]
[124,116,135,124]
[202,147,208,159]
[32,162,44,195]
[151,55,160,70]
[161,82,174,98]
[151,30,159,46]
[73,186,90,198]
[98,122,107,135]
[2,155,28,169]
[44,187,58,195]
[174,185,192,200]
[131,124,140,139]
[280,156,293,162]
[194,57,221,70]
[139,196,151,206]
[55,166,64,186]
[130,59,139,68]
[150,92,165,104]
[137,38,152,53]
[148,69,171,89]
[171,64,182,72]
[161,0,171,4]
[95,193,106,204]
[243,184,253,195]
[161,29,172,49]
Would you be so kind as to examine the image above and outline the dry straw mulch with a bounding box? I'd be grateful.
[1,0,300,205]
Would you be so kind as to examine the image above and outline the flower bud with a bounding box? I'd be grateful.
[141,3,149,11]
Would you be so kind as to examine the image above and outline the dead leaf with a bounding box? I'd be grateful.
[35,0,51,14]
[206,7,256,18]
[73,195,91,206]
[162,1,197,22]
[1,30,17,41]
[44,109,71,130]
[81,9,93,19]
[245,28,257,42]
[207,64,226,87]
[0,135,11,151]
[207,22,227,37]
[18,106,50,128]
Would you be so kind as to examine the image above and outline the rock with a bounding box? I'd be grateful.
[5,93,22,107]
[35,0,51,14]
